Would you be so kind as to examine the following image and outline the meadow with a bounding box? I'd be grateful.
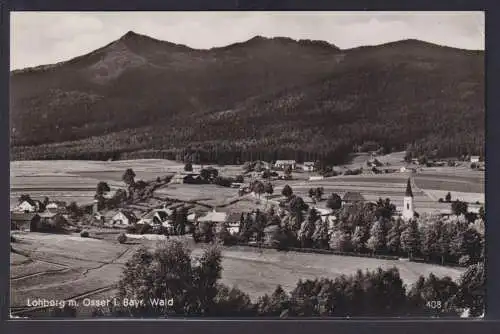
[11,231,464,312]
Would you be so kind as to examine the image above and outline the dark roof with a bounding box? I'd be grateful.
[405,178,414,197]
[11,212,39,222]
[156,211,168,221]
[119,210,138,221]
[227,212,243,222]
[342,192,365,202]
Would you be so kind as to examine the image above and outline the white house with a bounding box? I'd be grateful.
[303,162,316,172]
[470,156,480,163]
[309,176,324,181]
[111,210,138,226]
[15,200,37,213]
[399,166,407,173]
[274,160,297,170]
[46,203,59,214]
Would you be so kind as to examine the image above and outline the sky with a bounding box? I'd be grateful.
[10,11,484,70]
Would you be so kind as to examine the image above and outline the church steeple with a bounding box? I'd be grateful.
[405,178,413,197]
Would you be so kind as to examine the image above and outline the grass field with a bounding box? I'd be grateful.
[11,231,464,311]
[154,184,240,207]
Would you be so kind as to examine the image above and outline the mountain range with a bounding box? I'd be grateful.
[10,31,484,163]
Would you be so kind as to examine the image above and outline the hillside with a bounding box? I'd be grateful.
[10,32,484,163]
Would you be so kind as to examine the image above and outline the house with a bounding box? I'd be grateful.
[309,176,324,181]
[399,166,407,173]
[342,192,365,205]
[226,212,243,235]
[45,202,60,214]
[111,210,138,226]
[303,162,316,172]
[170,172,201,184]
[274,160,297,170]
[470,156,480,163]
[11,212,40,231]
[198,210,228,224]
[14,200,38,213]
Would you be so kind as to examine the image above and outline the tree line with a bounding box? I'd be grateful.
[48,241,485,319]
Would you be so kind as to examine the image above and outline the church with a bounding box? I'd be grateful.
[402,178,416,221]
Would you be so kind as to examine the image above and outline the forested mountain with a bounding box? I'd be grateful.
[10,31,484,163]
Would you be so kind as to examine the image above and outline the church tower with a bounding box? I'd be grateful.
[402,178,414,221]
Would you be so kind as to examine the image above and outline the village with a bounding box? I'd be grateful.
[11,152,485,249]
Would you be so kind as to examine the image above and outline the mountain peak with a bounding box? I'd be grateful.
[121,30,141,39]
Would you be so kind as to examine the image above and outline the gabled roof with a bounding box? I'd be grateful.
[405,178,414,197]
[275,160,296,164]
[17,199,37,208]
[115,210,138,221]
[227,212,243,222]
[342,192,365,202]
[198,211,227,223]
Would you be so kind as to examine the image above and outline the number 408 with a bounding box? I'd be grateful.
[426,301,442,309]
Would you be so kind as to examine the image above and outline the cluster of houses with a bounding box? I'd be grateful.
[10,199,67,231]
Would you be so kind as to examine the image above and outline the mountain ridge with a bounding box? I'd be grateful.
[10,32,484,163]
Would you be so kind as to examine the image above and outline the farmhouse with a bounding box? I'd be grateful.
[342,192,365,206]
[198,210,228,224]
[14,200,38,213]
[11,212,40,231]
[470,156,480,163]
[226,212,243,235]
[111,210,138,226]
[303,162,316,172]
[274,160,297,170]
[170,172,202,184]
[45,202,59,214]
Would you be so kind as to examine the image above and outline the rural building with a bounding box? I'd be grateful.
[342,192,365,206]
[402,178,415,221]
[198,210,228,224]
[400,167,407,173]
[169,172,201,184]
[14,200,38,213]
[470,156,480,163]
[45,202,59,214]
[11,212,40,231]
[274,160,297,170]
[303,162,316,172]
[226,212,243,235]
[309,176,324,181]
[111,210,138,226]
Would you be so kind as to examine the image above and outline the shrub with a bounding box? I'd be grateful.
[139,223,152,235]
[11,235,17,243]
[438,198,444,203]
[80,230,89,238]
[126,225,138,234]
[117,233,127,244]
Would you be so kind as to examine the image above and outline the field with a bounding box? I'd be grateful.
[11,158,485,213]
[11,231,464,314]
[273,169,485,213]
[154,184,240,207]
[10,159,185,207]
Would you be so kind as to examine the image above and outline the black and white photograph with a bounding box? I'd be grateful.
[9,11,485,319]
